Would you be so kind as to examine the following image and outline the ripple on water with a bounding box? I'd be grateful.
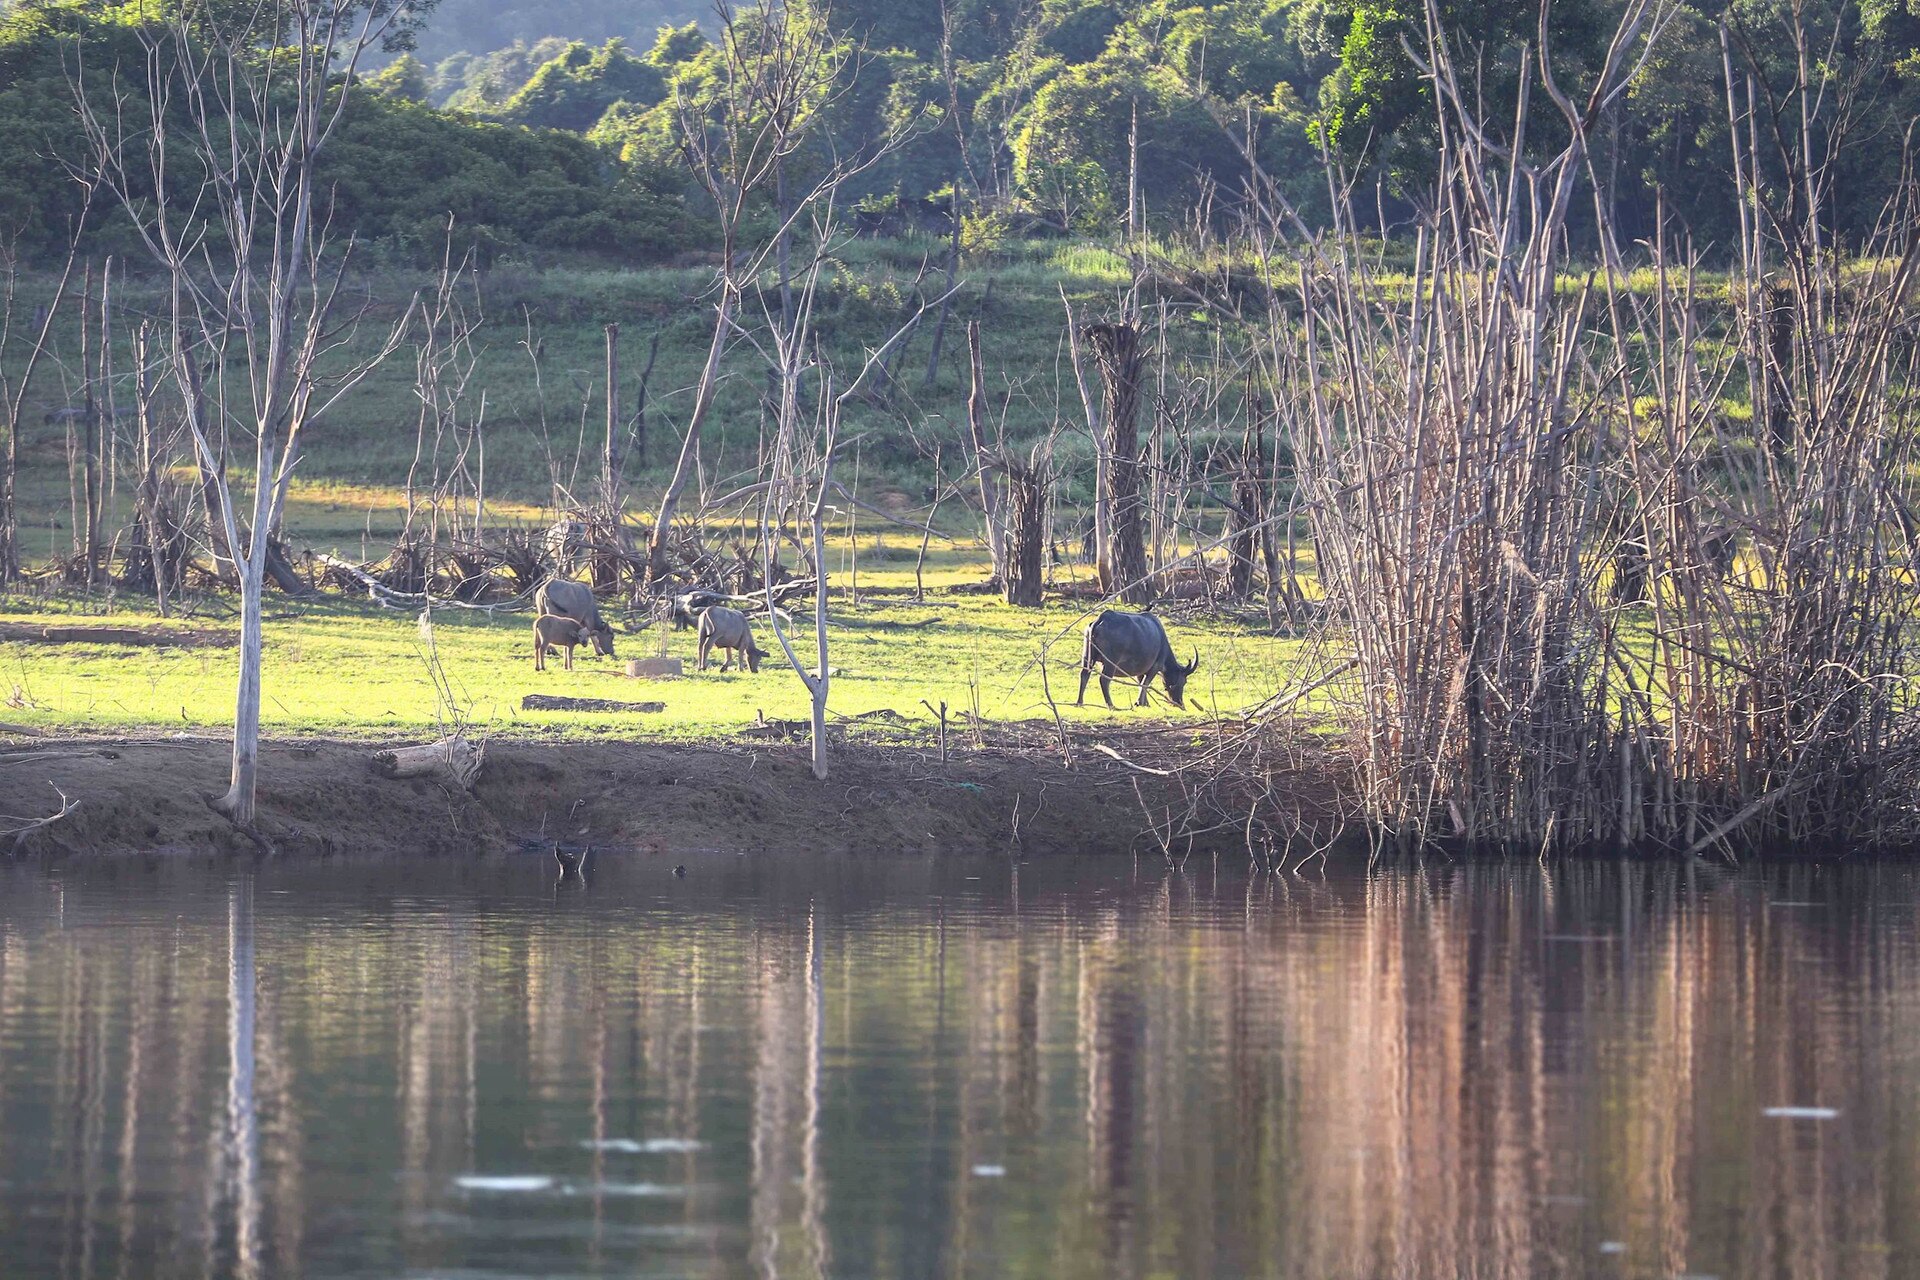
[454,1176,555,1193]
[579,1138,706,1154]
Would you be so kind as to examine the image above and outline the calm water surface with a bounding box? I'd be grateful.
[0,853,1915,1279]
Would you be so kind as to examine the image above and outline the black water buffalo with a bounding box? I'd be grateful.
[534,577,615,657]
[1075,610,1199,709]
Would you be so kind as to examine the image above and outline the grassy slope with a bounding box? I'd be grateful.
[10,239,1158,545]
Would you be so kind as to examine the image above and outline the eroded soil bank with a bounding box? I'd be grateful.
[0,734,1310,858]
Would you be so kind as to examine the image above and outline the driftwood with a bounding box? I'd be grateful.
[370,735,486,790]
[3,784,79,851]
[314,552,533,614]
[521,694,665,714]
[0,622,235,649]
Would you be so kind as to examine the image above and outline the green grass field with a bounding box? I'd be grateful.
[0,587,1305,741]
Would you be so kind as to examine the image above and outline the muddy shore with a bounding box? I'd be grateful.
[0,734,1314,858]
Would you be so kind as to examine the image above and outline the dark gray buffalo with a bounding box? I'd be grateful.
[1075,610,1199,709]
[534,577,616,658]
[696,606,765,672]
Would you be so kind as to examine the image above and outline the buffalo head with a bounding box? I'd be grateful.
[1163,649,1200,708]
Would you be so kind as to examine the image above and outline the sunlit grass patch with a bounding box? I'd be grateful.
[0,583,1308,741]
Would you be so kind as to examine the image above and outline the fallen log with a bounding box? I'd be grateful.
[521,695,665,714]
[0,622,235,649]
[370,734,486,790]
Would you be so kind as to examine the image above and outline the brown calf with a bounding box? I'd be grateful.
[533,614,592,671]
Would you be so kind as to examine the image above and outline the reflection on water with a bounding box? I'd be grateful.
[0,854,1916,1278]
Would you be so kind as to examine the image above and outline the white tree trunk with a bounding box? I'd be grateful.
[810,500,830,781]
[965,323,1005,581]
[216,554,265,827]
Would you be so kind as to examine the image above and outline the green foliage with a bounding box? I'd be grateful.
[432,37,569,108]
[366,53,430,102]
[6,0,1920,261]
[0,3,703,265]
[499,38,666,131]
[324,96,702,263]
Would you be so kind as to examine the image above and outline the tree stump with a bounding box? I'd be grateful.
[1084,320,1151,604]
[1003,446,1047,608]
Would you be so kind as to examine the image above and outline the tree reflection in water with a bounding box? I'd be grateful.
[0,856,1911,1278]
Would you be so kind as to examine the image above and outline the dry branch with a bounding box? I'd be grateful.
[3,784,79,851]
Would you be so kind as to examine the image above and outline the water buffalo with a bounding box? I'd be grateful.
[696,606,764,672]
[532,614,592,671]
[535,577,615,657]
[1076,610,1199,709]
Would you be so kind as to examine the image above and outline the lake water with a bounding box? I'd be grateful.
[0,853,1914,1279]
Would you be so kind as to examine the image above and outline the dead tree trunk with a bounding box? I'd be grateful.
[73,262,101,584]
[1763,281,1795,457]
[632,330,660,469]
[132,324,174,614]
[592,322,624,598]
[603,322,620,510]
[84,262,105,585]
[965,321,1005,582]
[1085,320,1151,604]
[1003,444,1046,607]
[923,183,961,387]
[1227,467,1260,601]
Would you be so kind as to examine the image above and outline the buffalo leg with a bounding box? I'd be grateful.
[1099,669,1117,710]
[534,643,545,673]
[697,638,709,671]
[564,645,575,671]
[1136,677,1151,707]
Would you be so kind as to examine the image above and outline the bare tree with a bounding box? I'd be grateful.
[73,0,421,827]
[963,320,1006,582]
[0,219,90,582]
[648,0,847,588]
[756,230,931,781]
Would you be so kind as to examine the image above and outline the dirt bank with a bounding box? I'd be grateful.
[0,734,1316,858]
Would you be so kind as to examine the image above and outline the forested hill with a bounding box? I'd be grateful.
[3,0,1918,265]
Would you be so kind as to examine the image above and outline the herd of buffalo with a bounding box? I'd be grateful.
[526,577,1202,710]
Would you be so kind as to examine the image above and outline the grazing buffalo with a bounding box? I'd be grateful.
[696,606,765,673]
[1076,610,1199,709]
[535,577,615,657]
[532,615,592,671]
[670,588,730,630]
